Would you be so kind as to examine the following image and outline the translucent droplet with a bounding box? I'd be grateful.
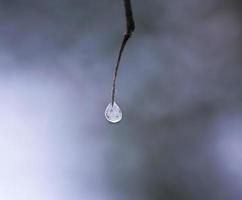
[105,101,122,123]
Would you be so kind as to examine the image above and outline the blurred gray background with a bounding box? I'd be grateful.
[0,0,242,199]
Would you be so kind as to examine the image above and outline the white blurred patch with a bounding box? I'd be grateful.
[0,52,111,200]
[213,111,242,185]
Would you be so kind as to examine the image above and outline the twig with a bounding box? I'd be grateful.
[111,0,135,105]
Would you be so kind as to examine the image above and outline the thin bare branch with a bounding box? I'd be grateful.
[111,0,135,105]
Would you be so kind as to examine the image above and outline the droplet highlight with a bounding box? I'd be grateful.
[105,101,122,123]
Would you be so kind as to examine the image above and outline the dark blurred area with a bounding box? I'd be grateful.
[0,0,242,199]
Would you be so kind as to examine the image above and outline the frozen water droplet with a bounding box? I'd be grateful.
[105,101,122,123]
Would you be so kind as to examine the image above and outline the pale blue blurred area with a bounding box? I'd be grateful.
[0,0,242,200]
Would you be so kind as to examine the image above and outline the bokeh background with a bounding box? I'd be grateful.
[0,0,242,199]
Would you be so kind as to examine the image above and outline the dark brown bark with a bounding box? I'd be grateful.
[111,0,135,105]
